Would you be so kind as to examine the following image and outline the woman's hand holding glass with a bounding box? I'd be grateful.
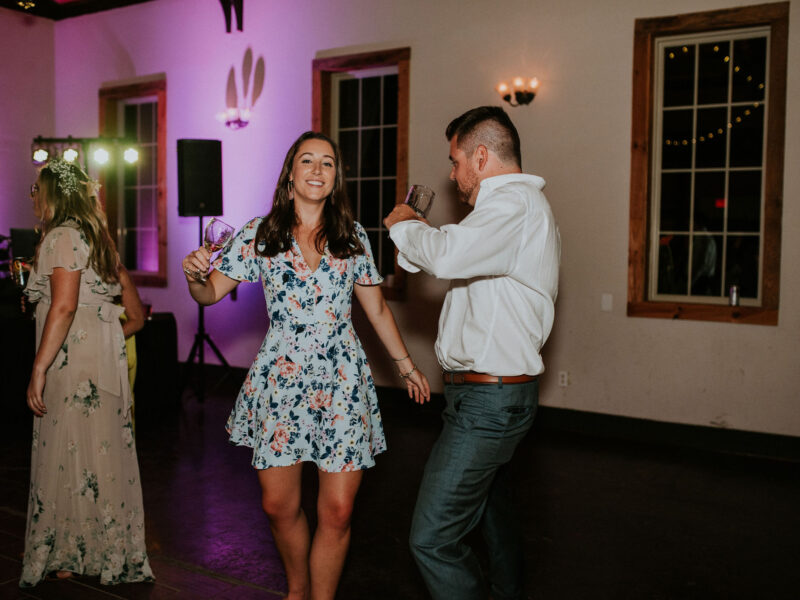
[183,218,234,282]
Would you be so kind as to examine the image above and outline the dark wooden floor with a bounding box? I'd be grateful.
[1,372,799,599]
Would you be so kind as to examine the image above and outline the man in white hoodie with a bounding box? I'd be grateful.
[384,105,561,600]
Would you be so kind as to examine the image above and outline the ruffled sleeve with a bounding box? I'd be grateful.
[212,217,263,283]
[25,225,88,302]
[353,222,384,286]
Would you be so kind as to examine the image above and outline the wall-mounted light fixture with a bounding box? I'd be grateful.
[31,136,139,170]
[496,77,539,107]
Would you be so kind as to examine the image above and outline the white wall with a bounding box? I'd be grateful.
[2,0,797,436]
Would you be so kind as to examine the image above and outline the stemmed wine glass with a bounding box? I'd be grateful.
[404,184,436,218]
[186,217,235,282]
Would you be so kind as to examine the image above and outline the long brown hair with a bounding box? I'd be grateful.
[36,160,120,284]
[255,131,364,258]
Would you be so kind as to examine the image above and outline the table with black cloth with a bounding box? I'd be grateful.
[0,292,179,422]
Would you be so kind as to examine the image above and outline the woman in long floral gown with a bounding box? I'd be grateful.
[20,158,154,587]
[182,131,430,600]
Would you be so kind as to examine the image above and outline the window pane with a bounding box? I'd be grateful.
[690,233,722,296]
[124,188,137,228]
[383,74,398,125]
[124,104,137,139]
[359,180,380,228]
[732,37,766,103]
[339,79,359,128]
[694,171,726,232]
[361,77,381,126]
[730,104,764,167]
[381,231,394,276]
[661,109,693,169]
[140,102,155,143]
[725,235,759,298]
[663,44,695,107]
[382,180,396,217]
[140,145,155,186]
[695,107,727,168]
[346,181,358,217]
[657,234,689,295]
[139,188,156,229]
[697,41,729,105]
[339,130,358,178]
[124,229,138,270]
[123,160,137,187]
[728,171,761,232]
[382,126,397,176]
[360,129,380,177]
[137,230,158,272]
[659,172,691,231]
[366,230,379,263]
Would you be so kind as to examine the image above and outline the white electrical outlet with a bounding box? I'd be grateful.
[558,371,569,387]
[601,293,613,312]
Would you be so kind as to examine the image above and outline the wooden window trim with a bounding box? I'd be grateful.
[628,2,787,325]
[99,79,167,287]
[312,48,410,301]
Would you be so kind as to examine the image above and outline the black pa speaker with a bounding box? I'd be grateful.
[177,139,223,217]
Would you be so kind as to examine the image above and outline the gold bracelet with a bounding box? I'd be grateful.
[399,364,418,379]
[392,353,410,362]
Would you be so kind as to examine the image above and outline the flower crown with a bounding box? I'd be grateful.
[45,158,100,197]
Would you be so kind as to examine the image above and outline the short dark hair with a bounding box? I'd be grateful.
[445,106,521,167]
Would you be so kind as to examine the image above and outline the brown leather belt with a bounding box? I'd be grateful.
[442,371,538,385]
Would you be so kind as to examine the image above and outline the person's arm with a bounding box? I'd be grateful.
[353,283,431,404]
[26,267,81,417]
[119,266,145,339]
[386,191,527,280]
[182,246,239,305]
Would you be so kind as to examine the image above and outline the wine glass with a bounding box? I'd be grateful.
[404,184,436,218]
[11,257,31,288]
[187,218,235,282]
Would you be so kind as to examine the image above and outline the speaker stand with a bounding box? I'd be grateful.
[182,216,231,403]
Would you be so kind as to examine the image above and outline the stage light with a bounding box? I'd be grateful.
[123,148,139,164]
[93,148,110,165]
[32,148,49,164]
[63,148,79,163]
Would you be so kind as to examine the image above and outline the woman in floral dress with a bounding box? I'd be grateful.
[21,159,154,587]
[182,131,430,599]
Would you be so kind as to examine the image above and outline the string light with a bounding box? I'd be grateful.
[664,45,764,148]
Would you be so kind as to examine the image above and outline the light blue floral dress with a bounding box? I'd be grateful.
[21,223,153,587]
[213,218,387,472]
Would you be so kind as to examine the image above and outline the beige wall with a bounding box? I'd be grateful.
[1,0,797,436]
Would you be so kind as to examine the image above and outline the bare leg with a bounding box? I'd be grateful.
[257,465,310,600]
[309,469,363,600]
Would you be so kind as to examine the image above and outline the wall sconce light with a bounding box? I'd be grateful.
[496,77,539,107]
[216,47,264,131]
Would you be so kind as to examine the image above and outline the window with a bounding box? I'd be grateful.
[628,3,787,325]
[312,48,410,299]
[99,78,167,287]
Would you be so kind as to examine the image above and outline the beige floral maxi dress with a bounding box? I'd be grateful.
[20,223,153,587]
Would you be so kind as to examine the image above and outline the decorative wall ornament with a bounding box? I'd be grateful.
[219,0,243,33]
[216,47,264,130]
